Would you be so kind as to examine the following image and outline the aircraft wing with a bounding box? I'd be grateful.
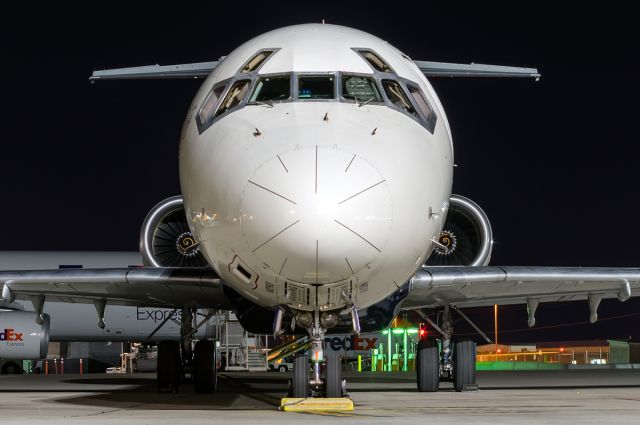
[414,60,541,79]
[89,61,220,81]
[0,267,231,309]
[403,266,639,323]
[89,59,539,81]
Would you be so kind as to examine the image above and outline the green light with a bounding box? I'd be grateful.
[382,329,388,335]
[407,328,418,334]
[403,327,408,371]
[392,329,405,334]
[387,330,392,372]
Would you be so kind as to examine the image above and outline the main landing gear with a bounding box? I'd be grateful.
[157,308,217,394]
[416,305,479,392]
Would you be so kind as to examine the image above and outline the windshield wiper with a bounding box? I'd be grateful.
[354,96,376,107]
[359,97,375,107]
[249,100,274,108]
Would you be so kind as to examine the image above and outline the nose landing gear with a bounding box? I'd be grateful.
[289,309,347,399]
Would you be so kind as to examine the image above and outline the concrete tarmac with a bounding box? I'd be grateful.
[1,370,640,424]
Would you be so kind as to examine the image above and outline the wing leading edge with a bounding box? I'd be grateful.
[0,267,231,309]
[403,266,639,323]
[414,60,540,79]
[88,59,539,81]
[89,61,220,81]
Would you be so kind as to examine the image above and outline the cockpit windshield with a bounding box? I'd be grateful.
[197,68,436,134]
[249,75,291,103]
[357,50,393,73]
[382,79,418,118]
[241,50,274,73]
[342,75,382,103]
[407,84,437,133]
[215,80,251,118]
[298,75,335,99]
[197,81,227,132]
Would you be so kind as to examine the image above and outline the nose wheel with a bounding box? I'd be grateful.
[291,353,310,397]
[290,345,345,398]
[324,349,344,398]
[288,308,347,398]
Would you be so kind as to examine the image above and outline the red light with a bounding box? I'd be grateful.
[560,347,565,352]
[419,324,427,340]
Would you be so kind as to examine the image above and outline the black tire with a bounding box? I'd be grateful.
[416,339,439,392]
[291,353,309,398]
[453,340,477,392]
[2,362,22,375]
[325,350,342,398]
[278,365,288,372]
[193,340,217,394]
[157,340,181,393]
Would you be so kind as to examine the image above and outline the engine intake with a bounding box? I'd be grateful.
[426,194,493,266]
[0,311,49,359]
[140,196,208,268]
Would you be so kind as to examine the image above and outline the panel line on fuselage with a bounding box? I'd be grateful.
[338,179,386,204]
[247,180,297,205]
[252,220,301,252]
[333,220,382,253]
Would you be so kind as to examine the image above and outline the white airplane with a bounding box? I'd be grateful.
[2,24,639,397]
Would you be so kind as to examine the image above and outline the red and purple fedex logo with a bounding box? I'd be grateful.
[0,328,24,342]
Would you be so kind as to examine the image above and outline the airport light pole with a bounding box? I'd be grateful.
[494,304,499,352]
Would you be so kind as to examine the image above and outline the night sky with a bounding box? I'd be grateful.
[2,3,640,343]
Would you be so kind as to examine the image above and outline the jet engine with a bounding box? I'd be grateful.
[426,194,493,266]
[140,196,208,268]
[0,311,50,359]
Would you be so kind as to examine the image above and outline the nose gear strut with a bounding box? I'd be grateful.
[289,306,350,398]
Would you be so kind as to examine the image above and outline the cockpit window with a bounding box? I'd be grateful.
[196,80,228,133]
[241,50,274,73]
[357,50,393,73]
[407,84,437,133]
[249,75,291,103]
[382,80,418,118]
[215,80,251,117]
[298,75,335,100]
[341,75,382,104]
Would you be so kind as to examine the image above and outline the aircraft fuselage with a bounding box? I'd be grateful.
[179,24,453,315]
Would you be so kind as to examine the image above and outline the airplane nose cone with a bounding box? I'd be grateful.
[240,146,392,284]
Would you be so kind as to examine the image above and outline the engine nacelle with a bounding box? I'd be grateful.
[140,196,208,268]
[426,194,493,266]
[0,311,49,359]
